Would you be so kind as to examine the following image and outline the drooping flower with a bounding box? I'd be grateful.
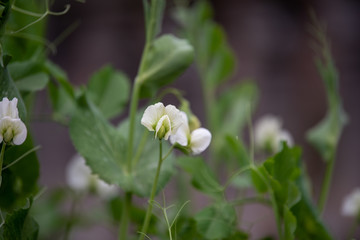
[0,97,27,145]
[66,154,118,199]
[254,115,293,152]
[341,188,360,217]
[141,102,183,140]
[170,111,211,155]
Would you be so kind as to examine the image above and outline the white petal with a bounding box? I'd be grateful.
[12,120,27,145]
[170,112,189,146]
[66,155,92,191]
[254,115,282,150]
[96,179,118,199]
[190,128,212,154]
[0,97,19,119]
[164,104,182,133]
[155,115,171,140]
[276,130,293,150]
[341,188,360,217]
[141,102,165,131]
[0,117,27,145]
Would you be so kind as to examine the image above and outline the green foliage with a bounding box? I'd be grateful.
[15,73,48,92]
[306,19,347,162]
[175,0,235,89]
[69,99,175,197]
[0,200,39,240]
[0,137,39,211]
[142,0,165,43]
[87,65,130,119]
[138,34,194,97]
[176,156,223,198]
[0,60,27,121]
[194,202,237,239]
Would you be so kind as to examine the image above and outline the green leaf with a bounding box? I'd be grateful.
[70,101,175,197]
[194,203,236,239]
[87,65,130,119]
[139,34,194,95]
[0,0,12,38]
[251,167,267,193]
[143,0,165,42]
[306,25,347,162]
[284,206,296,240]
[0,136,39,211]
[176,156,223,198]
[0,64,27,121]
[0,201,39,240]
[223,135,250,167]
[292,166,333,240]
[44,60,75,98]
[15,72,49,92]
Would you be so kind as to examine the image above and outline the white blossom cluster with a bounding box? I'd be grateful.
[254,115,293,153]
[141,102,211,155]
[0,97,27,145]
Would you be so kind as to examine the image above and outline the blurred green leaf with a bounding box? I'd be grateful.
[15,72,49,92]
[139,34,194,97]
[223,135,250,167]
[44,60,74,98]
[251,167,267,194]
[70,100,174,197]
[143,0,165,43]
[87,65,130,119]
[0,136,39,211]
[284,206,296,240]
[176,156,223,198]
[0,63,27,121]
[306,22,347,162]
[0,0,12,38]
[0,201,39,240]
[194,203,236,239]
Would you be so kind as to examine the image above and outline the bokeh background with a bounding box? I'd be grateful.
[30,0,360,239]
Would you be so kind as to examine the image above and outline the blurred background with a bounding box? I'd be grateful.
[29,0,360,239]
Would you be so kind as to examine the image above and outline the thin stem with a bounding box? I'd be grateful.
[223,165,251,190]
[126,82,140,172]
[162,145,174,162]
[119,192,132,240]
[0,143,6,188]
[2,145,41,171]
[63,193,80,240]
[133,130,149,167]
[247,103,255,165]
[318,154,335,214]
[139,140,163,240]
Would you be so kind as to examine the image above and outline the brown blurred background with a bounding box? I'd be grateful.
[31,0,360,239]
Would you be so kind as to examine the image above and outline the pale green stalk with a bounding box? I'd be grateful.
[318,154,335,214]
[139,140,163,240]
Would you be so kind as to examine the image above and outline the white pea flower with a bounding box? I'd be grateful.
[66,155,118,199]
[141,102,183,140]
[341,188,360,217]
[0,97,27,145]
[170,112,211,155]
[254,115,293,152]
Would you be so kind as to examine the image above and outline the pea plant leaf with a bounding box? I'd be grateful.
[87,65,130,119]
[194,202,237,240]
[0,136,39,212]
[138,34,194,97]
[174,1,235,90]
[176,156,223,198]
[306,19,347,162]
[0,200,39,240]
[70,99,175,197]
[0,61,27,121]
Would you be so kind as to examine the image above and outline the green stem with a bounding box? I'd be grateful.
[139,140,163,240]
[119,192,132,240]
[318,154,335,214]
[63,193,80,240]
[126,82,141,172]
[0,143,6,188]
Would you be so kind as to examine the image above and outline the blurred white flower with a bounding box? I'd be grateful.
[341,188,360,217]
[141,102,183,140]
[0,97,27,145]
[66,155,118,199]
[254,115,293,152]
[170,112,211,155]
